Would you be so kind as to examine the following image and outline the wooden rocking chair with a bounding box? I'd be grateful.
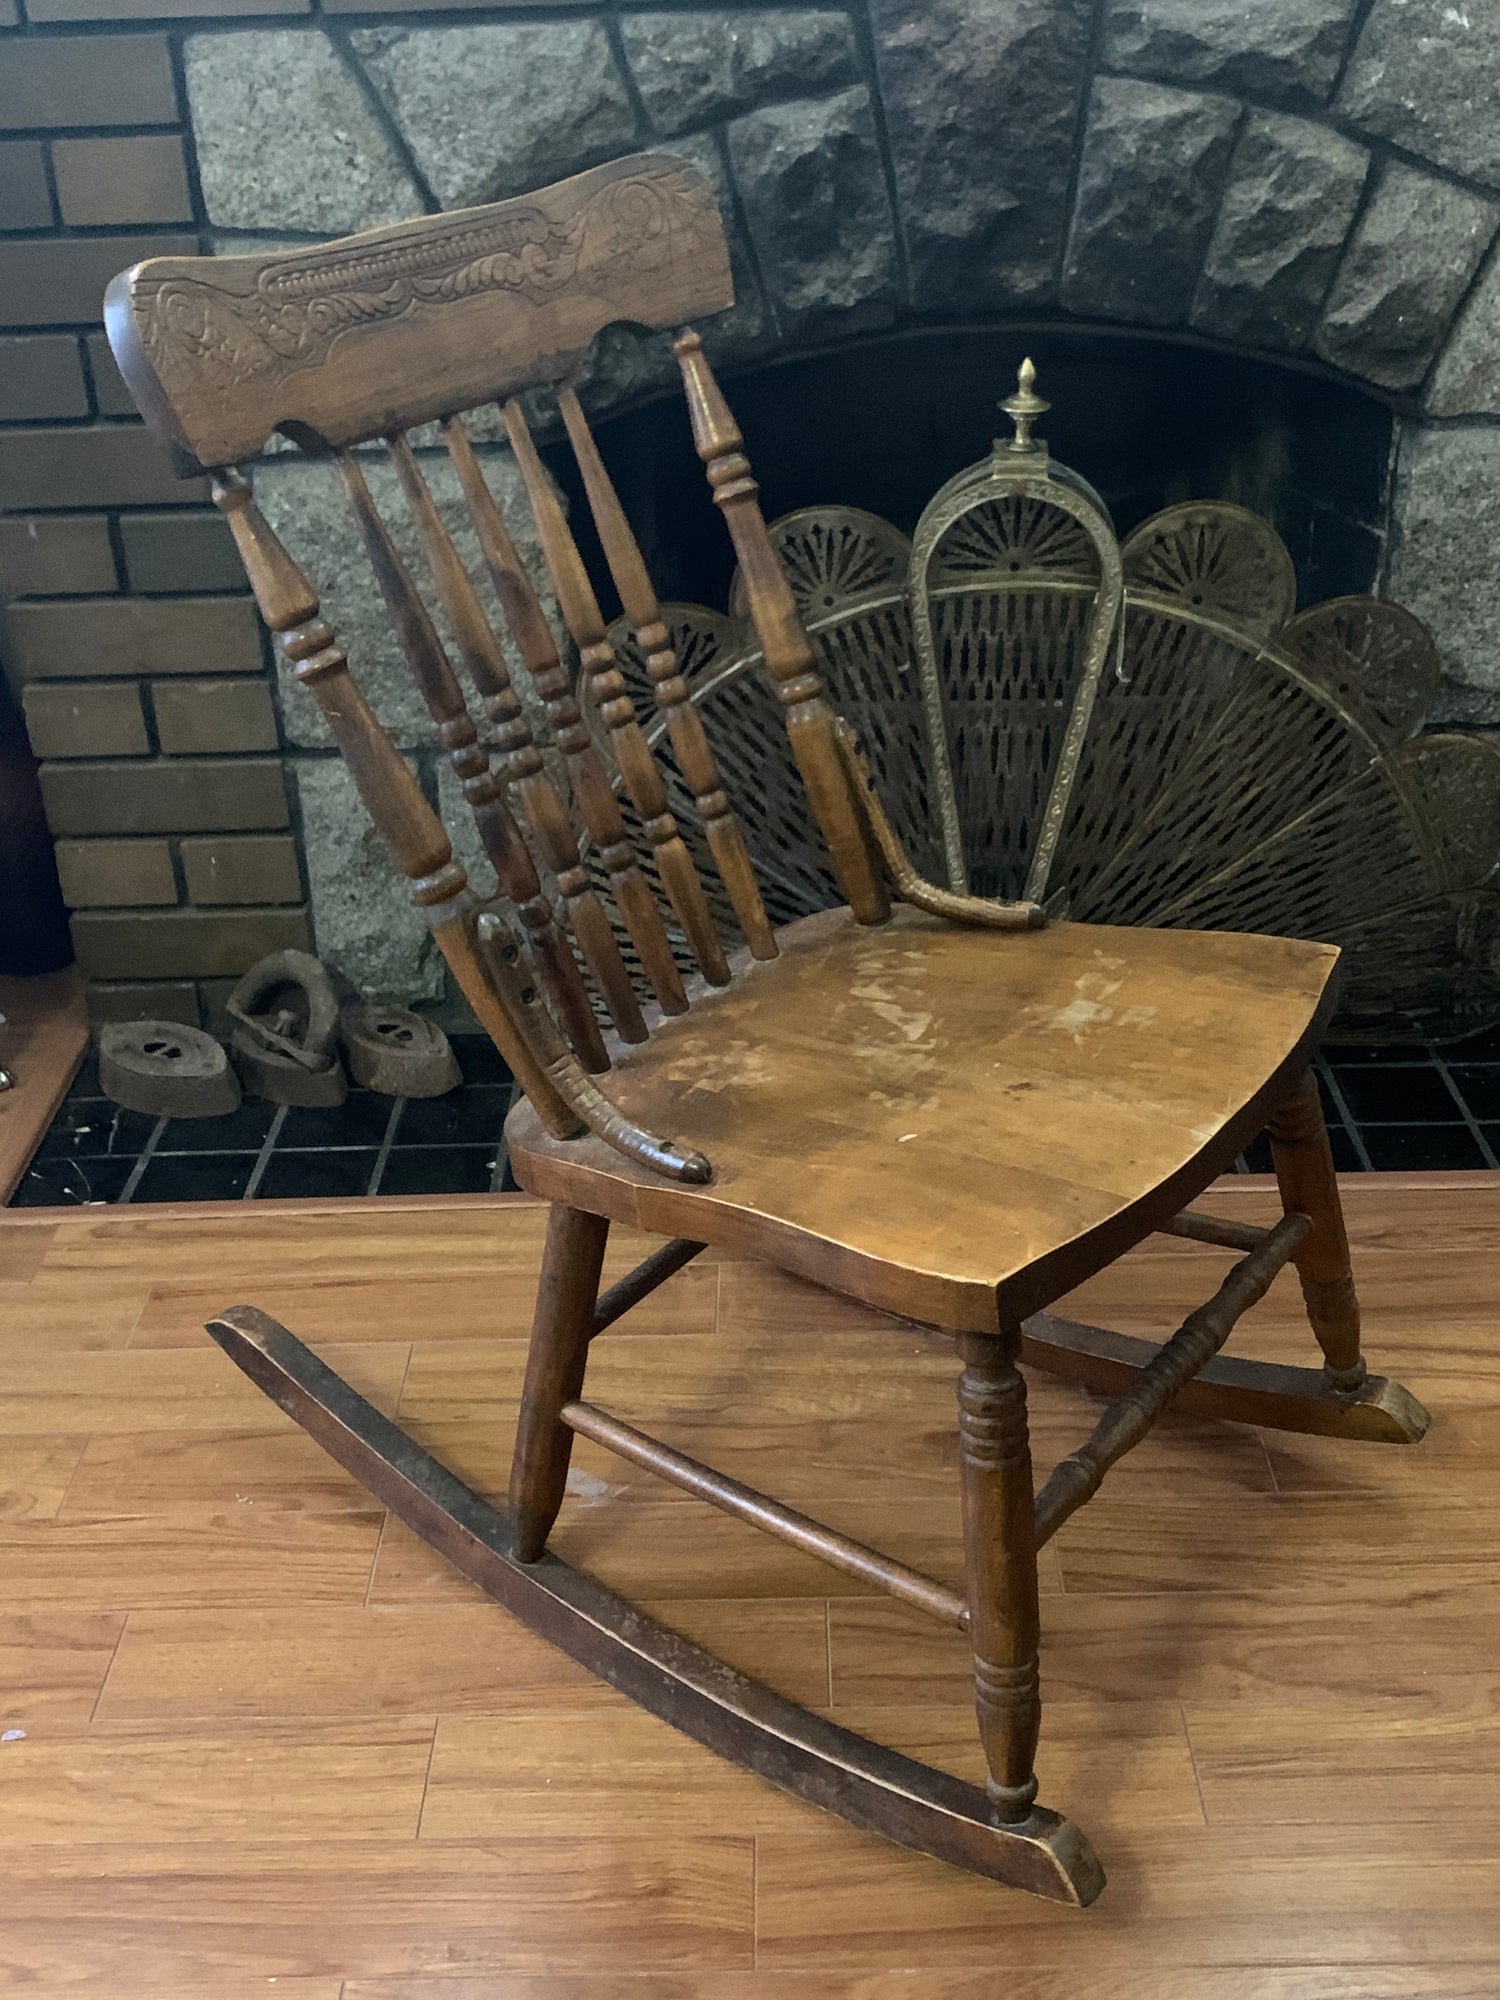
[106,152,1429,1907]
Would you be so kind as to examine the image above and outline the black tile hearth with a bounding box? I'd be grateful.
[10,1032,1500,1209]
[279,1093,397,1151]
[132,1150,261,1204]
[257,1148,382,1201]
[377,1145,498,1196]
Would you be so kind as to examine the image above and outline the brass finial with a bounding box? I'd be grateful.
[1000,356,1049,454]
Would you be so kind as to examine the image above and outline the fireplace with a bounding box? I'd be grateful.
[7,0,1499,1021]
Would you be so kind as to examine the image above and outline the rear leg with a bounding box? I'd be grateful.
[1267,1068,1365,1393]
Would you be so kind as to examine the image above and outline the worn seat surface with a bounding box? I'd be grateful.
[509,906,1340,1330]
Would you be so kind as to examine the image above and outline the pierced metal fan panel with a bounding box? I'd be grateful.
[1066,653,1380,927]
[932,586,1095,899]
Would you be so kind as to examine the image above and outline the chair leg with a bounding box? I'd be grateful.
[508,1203,610,1562]
[1267,1068,1367,1394]
[957,1328,1041,1824]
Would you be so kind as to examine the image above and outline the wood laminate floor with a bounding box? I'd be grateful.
[0,1178,1497,1995]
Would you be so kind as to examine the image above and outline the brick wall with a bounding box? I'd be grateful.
[0,15,308,1027]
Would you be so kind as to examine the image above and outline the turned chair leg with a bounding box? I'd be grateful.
[1267,1068,1367,1394]
[957,1328,1041,1823]
[509,1203,610,1561]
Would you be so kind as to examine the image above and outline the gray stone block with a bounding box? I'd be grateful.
[726,86,899,344]
[353,21,636,210]
[1315,162,1497,392]
[622,10,855,136]
[871,0,1089,310]
[1061,77,1238,328]
[185,31,422,234]
[1389,423,1500,726]
[1192,112,1368,351]
[1427,252,1500,417]
[435,755,501,908]
[252,448,557,754]
[295,755,444,1003]
[1339,0,1500,192]
[1103,0,1357,110]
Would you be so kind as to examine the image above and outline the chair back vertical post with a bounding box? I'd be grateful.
[441,416,669,1045]
[557,385,777,962]
[503,399,730,991]
[674,331,889,926]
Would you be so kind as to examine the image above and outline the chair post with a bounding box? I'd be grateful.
[509,1205,611,1562]
[1267,1068,1368,1392]
[674,330,890,927]
[956,1327,1041,1823]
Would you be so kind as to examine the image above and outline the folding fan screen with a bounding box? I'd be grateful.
[603,493,1500,1043]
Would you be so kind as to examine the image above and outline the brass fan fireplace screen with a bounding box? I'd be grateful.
[605,378,1500,1047]
[107,151,1445,1908]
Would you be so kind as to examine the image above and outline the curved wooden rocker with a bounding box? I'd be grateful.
[109,151,1428,1909]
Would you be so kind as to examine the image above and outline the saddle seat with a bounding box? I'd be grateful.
[508,904,1340,1332]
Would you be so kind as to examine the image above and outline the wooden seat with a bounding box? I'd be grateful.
[104,149,1429,1913]
[511,906,1339,1329]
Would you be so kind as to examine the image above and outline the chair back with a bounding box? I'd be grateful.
[107,153,892,1178]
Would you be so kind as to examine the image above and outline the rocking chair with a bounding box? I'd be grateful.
[106,151,1429,1908]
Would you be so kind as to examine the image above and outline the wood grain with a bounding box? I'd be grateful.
[0,1182,1494,1985]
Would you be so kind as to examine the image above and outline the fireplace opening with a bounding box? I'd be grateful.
[545,326,1393,622]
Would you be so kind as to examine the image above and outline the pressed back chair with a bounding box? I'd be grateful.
[107,152,1428,1908]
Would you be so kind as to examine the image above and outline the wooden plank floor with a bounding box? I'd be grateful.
[1,1177,1498,1995]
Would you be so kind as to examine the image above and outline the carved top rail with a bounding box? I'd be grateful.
[104,153,732,471]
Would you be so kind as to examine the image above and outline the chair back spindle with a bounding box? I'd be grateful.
[475,914,710,1183]
[440,413,651,1046]
[337,448,609,1073]
[556,385,776,963]
[504,399,730,993]
[673,331,889,928]
[211,468,583,1138]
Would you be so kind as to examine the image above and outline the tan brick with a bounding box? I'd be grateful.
[0,428,206,509]
[0,517,116,597]
[39,758,289,836]
[53,135,192,227]
[121,511,247,595]
[54,836,177,908]
[84,333,138,418]
[22,681,147,759]
[85,979,199,1027]
[181,834,300,905]
[151,678,276,754]
[0,35,177,128]
[0,336,88,422]
[72,904,310,979]
[0,233,194,327]
[195,975,242,1036]
[0,140,52,227]
[9,597,263,681]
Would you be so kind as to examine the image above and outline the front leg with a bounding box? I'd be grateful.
[957,1328,1041,1823]
[509,1203,610,1561]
